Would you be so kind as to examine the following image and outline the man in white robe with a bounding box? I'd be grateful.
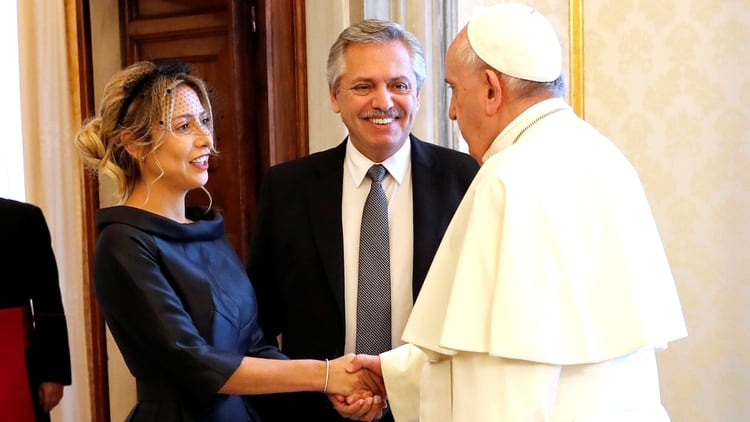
[346,3,687,421]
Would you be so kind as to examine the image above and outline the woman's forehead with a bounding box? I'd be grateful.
[172,85,205,115]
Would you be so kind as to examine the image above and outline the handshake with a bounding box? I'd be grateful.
[325,354,387,421]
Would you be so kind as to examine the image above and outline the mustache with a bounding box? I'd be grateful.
[360,109,404,119]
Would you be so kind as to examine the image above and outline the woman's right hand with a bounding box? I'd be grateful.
[325,354,386,398]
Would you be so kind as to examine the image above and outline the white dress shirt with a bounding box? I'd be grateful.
[342,139,414,354]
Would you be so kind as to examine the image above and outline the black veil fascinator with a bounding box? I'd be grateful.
[115,59,192,126]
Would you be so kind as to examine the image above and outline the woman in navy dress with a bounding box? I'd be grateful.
[74,60,383,421]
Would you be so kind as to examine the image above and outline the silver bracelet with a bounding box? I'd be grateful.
[323,358,330,393]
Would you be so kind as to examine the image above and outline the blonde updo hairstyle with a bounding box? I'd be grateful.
[75,60,214,203]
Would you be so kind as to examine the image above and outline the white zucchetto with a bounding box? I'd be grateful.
[467,3,562,82]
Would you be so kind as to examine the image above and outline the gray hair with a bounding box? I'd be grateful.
[327,19,426,93]
[453,31,566,98]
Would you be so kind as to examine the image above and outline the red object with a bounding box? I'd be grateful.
[0,307,34,422]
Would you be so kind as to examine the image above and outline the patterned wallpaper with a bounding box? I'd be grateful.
[460,0,750,420]
[584,1,750,420]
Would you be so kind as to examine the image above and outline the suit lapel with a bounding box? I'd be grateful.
[307,141,347,318]
[307,137,446,312]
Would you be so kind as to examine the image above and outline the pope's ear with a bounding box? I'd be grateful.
[483,69,503,115]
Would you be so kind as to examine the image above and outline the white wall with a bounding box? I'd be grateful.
[0,0,24,201]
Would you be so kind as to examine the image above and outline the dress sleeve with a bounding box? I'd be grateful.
[94,224,242,402]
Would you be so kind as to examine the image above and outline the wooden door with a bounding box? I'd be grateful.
[122,0,249,252]
[119,0,306,255]
[76,0,307,419]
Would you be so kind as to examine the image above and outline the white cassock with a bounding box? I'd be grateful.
[380,98,687,421]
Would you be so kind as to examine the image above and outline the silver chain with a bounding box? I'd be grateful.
[512,107,568,144]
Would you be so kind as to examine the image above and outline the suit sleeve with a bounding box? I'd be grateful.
[25,206,71,385]
[247,168,283,346]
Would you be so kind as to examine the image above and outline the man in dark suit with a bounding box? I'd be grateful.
[247,19,478,421]
[0,198,72,422]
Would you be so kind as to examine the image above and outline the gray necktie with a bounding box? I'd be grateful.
[356,164,391,355]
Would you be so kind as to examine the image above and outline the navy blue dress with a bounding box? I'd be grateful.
[94,206,286,421]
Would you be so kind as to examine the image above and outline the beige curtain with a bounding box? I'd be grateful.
[17,0,91,421]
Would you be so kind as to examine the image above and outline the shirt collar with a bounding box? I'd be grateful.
[482,97,570,163]
[346,137,411,187]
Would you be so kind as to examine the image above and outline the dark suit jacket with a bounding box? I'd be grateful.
[0,198,71,422]
[247,135,478,421]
